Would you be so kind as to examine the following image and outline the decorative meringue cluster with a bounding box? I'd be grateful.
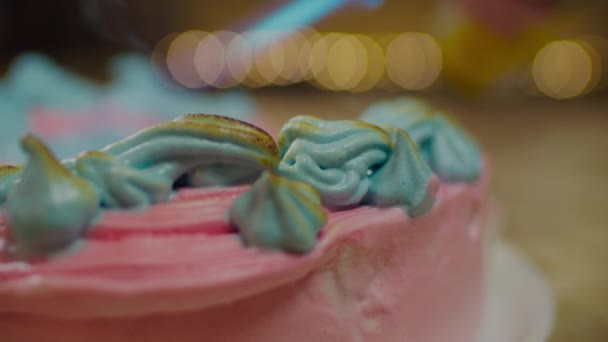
[0,98,481,258]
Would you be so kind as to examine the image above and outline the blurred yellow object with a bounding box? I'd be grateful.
[350,34,384,92]
[386,32,442,90]
[167,30,207,88]
[326,34,367,90]
[532,40,594,99]
[440,20,552,94]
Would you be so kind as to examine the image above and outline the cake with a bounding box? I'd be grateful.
[0,53,256,162]
[0,97,488,342]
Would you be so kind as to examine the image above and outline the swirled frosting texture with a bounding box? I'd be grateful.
[360,97,482,182]
[276,116,438,215]
[229,171,327,253]
[277,116,391,209]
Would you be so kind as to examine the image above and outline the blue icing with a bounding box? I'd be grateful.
[74,152,173,209]
[277,116,392,209]
[276,115,436,216]
[232,114,439,252]
[360,97,482,183]
[0,53,256,165]
[366,128,437,217]
[408,116,482,182]
[106,54,255,122]
[230,171,327,253]
[0,85,30,164]
[5,136,100,258]
[0,114,278,210]
[359,96,430,129]
[6,53,100,110]
[43,131,127,161]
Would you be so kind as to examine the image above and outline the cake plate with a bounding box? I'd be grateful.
[478,238,555,342]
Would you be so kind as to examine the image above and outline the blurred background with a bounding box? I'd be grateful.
[0,0,607,341]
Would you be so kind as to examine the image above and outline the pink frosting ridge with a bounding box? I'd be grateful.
[0,168,489,342]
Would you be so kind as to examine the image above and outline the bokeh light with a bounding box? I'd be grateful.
[386,32,443,90]
[310,33,369,90]
[151,32,179,77]
[309,33,333,88]
[575,38,604,95]
[350,34,385,92]
[325,34,367,90]
[225,32,254,87]
[252,31,287,85]
[298,27,322,81]
[194,32,226,87]
[239,31,279,87]
[155,28,606,95]
[167,30,207,88]
[532,40,593,99]
[276,31,308,84]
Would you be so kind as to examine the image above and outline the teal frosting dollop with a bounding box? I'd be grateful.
[366,128,439,217]
[5,136,100,257]
[360,97,482,182]
[277,116,393,209]
[229,171,327,253]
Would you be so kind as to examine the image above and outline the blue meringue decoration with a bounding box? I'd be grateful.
[277,116,392,209]
[360,97,482,182]
[6,136,100,257]
[230,171,327,253]
[366,128,438,217]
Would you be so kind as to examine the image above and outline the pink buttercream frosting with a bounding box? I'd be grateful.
[0,168,489,342]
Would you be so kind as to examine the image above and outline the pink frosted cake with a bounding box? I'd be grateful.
[0,99,487,342]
